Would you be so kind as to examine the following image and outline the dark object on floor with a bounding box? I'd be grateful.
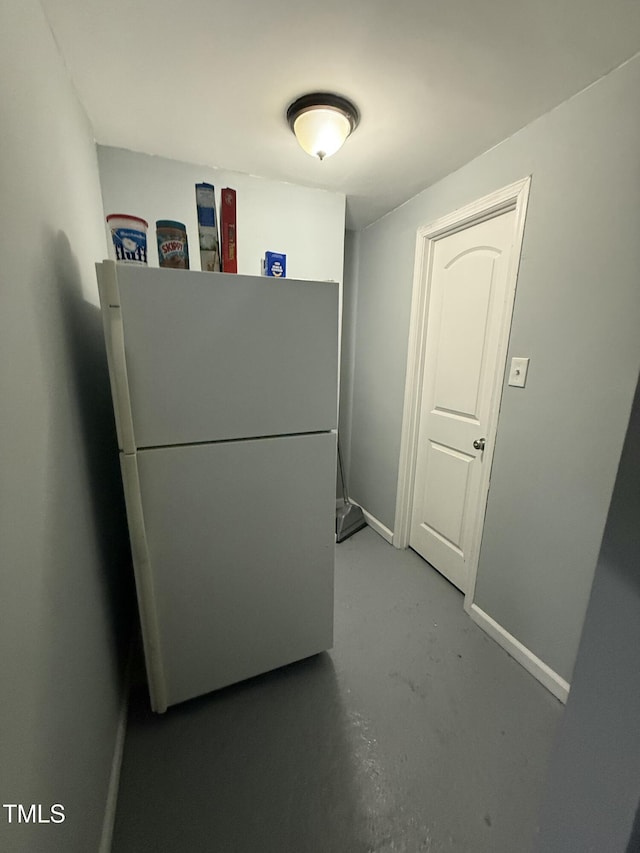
[336,441,366,543]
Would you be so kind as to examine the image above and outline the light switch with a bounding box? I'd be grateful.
[508,357,529,388]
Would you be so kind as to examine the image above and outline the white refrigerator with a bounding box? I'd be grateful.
[96,261,338,712]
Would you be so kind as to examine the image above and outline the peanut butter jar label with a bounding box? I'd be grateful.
[156,222,190,269]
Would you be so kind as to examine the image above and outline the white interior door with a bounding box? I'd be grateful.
[409,210,517,592]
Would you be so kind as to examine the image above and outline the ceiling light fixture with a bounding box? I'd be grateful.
[287,92,359,161]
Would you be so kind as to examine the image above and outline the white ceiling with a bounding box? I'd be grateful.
[41,0,640,229]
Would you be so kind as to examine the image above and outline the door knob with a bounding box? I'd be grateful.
[473,438,486,451]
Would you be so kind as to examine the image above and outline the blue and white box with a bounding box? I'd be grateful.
[264,251,286,278]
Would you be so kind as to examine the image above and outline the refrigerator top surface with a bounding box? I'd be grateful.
[103,263,338,303]
[97,262,339,450]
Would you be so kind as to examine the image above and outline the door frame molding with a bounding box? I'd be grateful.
[393,177,531,611]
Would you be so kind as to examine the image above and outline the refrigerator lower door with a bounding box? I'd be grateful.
[127,431,336,710]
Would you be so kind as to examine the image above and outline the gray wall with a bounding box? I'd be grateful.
[337,230,361,494]
[97,146,346,283]
[535,370,640,853]
[348,53,640,682]
[0,1,131,850]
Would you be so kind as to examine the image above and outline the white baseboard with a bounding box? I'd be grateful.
[469,603,570,704]
[336,497,394,545]
[99,652,132,853]
[350,502,394,544]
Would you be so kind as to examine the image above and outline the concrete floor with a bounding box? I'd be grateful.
[112,527,562,853]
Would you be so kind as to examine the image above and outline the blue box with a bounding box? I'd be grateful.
[264,251,286,278]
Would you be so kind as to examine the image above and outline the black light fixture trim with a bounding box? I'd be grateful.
[286,92,360,134]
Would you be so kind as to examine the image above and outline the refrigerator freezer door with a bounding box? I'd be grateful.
[133,431,336,709]
[98,262,338,449]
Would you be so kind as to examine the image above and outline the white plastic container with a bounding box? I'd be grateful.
[106,214,148,265]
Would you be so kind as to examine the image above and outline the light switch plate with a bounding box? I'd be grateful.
[508,357,530,388]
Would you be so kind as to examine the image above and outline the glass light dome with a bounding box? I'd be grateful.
[287,94,359,161]
[293,108,352,160]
